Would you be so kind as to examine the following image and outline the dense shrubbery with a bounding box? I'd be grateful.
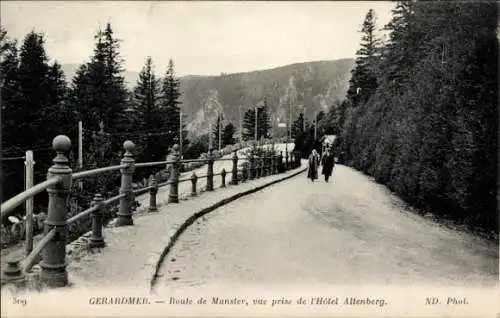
[322,1,498,234]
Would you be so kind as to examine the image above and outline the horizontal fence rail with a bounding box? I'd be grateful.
[0,135,302,289]
[1,177,62,220]
[72,164,129,180]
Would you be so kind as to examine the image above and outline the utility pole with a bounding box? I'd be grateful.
[209,123,213,151]
[179,111,183,158]
[314,110,318,140]
[218,112,222,151]
[239,105,243,144]
[254,107,258,142]
[24,150,34,257]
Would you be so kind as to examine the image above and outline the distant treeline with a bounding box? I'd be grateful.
[320,1,498,234]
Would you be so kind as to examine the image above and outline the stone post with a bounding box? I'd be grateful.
[40,135,72,288]
[2,257,26,288]
[206,150,214,191]
[116,141,135,226]
[149,175,158,212]
[168,144,180,203]
[191,172,198,196]
[221,168,226,188]
[90,193,105,248]
[231,151,238,185]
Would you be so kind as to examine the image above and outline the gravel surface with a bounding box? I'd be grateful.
[155,164,498,293]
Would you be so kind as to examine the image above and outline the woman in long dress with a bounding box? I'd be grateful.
[321,147,335,182]
[307,149,320,181]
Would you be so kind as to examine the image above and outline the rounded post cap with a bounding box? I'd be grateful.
[53,135,71,153]
[123,140,135,152]
[6,255,23,266]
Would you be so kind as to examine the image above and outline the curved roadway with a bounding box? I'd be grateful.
[154,164,498,292]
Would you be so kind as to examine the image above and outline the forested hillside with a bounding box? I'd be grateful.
[62,59,354,138]
[180,59,353,136]
[324,1,498,234]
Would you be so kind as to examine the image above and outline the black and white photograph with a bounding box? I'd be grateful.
[0,1,498,317]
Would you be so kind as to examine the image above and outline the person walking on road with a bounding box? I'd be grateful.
[307,149,320,181]
[321,146,335,182]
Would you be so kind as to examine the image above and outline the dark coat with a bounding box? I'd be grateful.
[307,153,320,180]
[321,151,335,177]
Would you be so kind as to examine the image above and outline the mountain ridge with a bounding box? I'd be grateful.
[61,58,355,137]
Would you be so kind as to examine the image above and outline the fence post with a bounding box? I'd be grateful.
[279,151,283,173]
[265,155,269,176]
[285,150,289,170]
[254,157,260,179]
[24,150,35,257]
[191,172,197,196]
[253,156,258,179]
[116,141,135,227]
[221,168,226,188]
[231,151,238,185]
[271,152,276,175]
[90,193,105,248]
[2,257,26,288]
[168,144,180,203]
[206,150,214,191]
[262,154,268,177]
[259,157,264,178]
[40,135,72,288]
[149,175,158,212]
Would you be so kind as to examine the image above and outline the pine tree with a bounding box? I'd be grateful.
[16,31,51,146]
[291,113,306,138]
[211,114,224,149]
[346,9,382,107]
[257,98,270,139]
[222,122,236,147]
[133,57,165,172]
[2,30,71,207]
[44,61,71,136]
[380,1,423,85]
[1,28,20,149]
[160,58,182,148]
[66,23,128,195]
[242,108,256,141]
[0,27,21,202]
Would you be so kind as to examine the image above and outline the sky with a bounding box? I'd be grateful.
[2,1,395,76]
